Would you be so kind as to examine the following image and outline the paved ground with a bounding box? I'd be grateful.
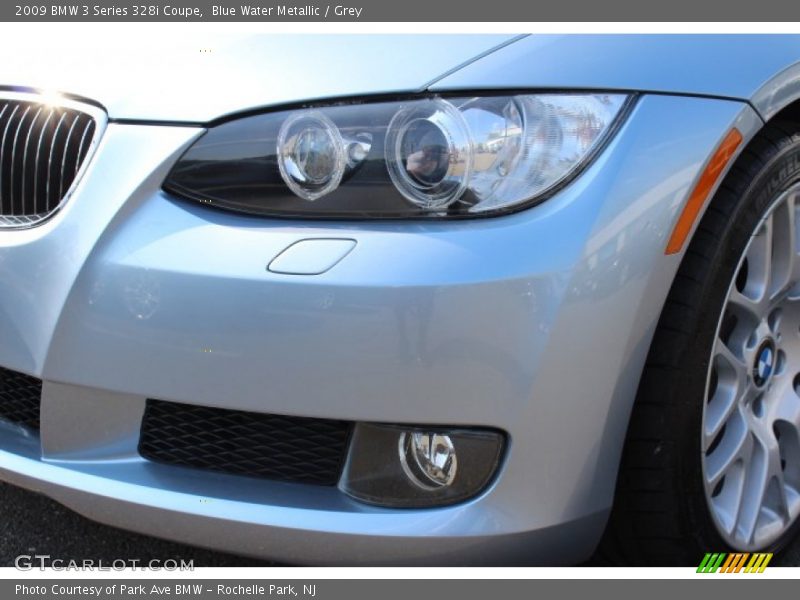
[1,481,798,567]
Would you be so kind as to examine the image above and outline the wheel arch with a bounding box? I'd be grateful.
[598,97,800,563]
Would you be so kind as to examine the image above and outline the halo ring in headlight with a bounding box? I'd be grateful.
[277,110,346,201]
[386,99,473,210]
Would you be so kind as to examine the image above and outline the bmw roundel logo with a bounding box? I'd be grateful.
[753,341,776,388]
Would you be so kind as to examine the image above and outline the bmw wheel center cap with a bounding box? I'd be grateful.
[753,340,776,388]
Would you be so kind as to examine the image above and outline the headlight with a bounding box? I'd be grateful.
[164,94,631,218]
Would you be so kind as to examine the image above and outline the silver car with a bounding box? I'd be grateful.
[2,33,800,566]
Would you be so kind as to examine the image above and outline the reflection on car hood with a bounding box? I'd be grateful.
[0,32,519,122]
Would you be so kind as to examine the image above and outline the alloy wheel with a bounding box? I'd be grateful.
[703,183,800,549]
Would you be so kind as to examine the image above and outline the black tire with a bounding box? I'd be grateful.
[600,120,800,566]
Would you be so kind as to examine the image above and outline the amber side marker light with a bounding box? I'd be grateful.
[665,128,743,255]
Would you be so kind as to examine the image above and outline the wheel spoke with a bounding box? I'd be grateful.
[705,415,749,490]
[769,387,800,524]
[728,288,763,323]
[735,434,770,544]
[705,337,750,449]
[747,214,774,305]
[715,334,748,375]
[768,193,797,299]
[772,383,800,430]
[774,472,792,524]
[782,191,800,296]
[707,429,752,535]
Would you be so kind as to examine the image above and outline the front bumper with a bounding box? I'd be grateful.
[0,95,761,565]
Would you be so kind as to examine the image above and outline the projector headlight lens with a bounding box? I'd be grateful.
[164,94,631,218]
[386,99,472,209]
[277,111,345,201]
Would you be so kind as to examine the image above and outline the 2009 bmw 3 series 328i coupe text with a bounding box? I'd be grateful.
[4,33,800,566]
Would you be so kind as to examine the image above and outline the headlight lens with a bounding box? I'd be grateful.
[277,110,346,201]
[164,94,630,218]
[385,99,473,209]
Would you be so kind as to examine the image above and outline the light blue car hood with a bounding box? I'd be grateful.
[0,34,517,122]
[431,34,800,121]
[3,34,800,122]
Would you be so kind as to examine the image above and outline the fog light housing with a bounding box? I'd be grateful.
[340,423,504,508]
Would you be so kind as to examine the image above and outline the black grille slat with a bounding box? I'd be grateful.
[32,108,55,216]
[10,105,33,216]
[0,366,42,431]
[139,399,353,486]
[0,104,22,217]
[0,103,11,216]
[75,118,95,175]
[0,99,97,225]
[21,106,45,216]
[46,112,68,214]
[58,113,82,200]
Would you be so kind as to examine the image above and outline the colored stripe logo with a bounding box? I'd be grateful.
[697,552,773,573]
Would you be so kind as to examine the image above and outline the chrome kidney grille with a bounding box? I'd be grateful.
[0,94,104,228]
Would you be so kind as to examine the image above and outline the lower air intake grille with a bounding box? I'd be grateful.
[138,399,353,486]
[0,96,100,227]
[0,366,42,430]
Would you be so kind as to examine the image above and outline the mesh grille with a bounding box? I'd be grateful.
[0,366,42,430]
[0,99,97,227]
[139,399,353,486]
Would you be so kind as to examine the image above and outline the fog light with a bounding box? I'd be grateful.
[340,423,504,508]
[399,432,457,489]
